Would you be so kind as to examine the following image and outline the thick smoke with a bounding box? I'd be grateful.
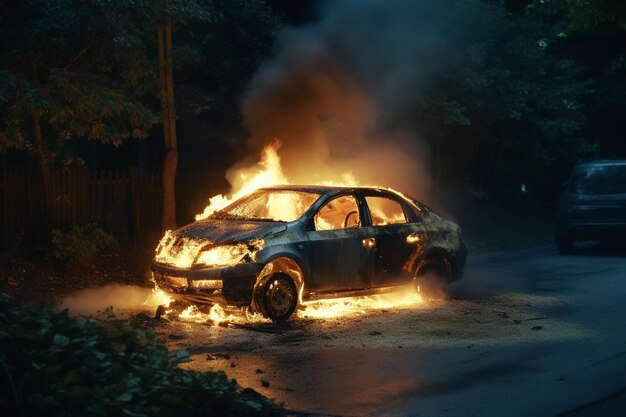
[233,0,471,201]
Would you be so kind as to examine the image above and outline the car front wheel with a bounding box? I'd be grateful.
[256,274,298,322]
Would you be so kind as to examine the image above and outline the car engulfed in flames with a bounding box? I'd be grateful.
[152,185,466,321]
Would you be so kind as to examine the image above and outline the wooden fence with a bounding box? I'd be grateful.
[0,167,225,246]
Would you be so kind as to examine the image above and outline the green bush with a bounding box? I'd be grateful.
[49,223,118,267]
[0,294,284,417]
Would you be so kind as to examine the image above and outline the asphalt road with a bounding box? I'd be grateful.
[161,244,626,417]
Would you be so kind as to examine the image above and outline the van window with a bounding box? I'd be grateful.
[569,165,626,195]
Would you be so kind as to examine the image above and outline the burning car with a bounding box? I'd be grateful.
[152,186,466,321]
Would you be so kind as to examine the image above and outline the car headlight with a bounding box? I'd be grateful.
[194,244,251,267]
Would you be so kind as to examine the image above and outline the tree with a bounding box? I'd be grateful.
[383,0,590,204]
[158,19,178,231]
[567,0,626,29]
[562,0,626,157]
[0,0,158,197]
[0,0,209,233]
[174,0,282,139]
[160,0,280,228]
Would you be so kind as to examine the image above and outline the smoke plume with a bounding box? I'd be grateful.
[229,0,474,201]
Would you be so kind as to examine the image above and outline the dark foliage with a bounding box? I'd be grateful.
[49,223,118,268]
[0,294,285,417]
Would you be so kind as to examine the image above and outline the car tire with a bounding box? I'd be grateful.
[556,234,574,254]
[414,262,449,300]
[256,274,298,322]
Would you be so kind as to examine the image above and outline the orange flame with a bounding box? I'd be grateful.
[195,141,288,221]
[171,290,426,325]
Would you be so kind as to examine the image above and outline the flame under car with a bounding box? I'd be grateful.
[152,186,467,321]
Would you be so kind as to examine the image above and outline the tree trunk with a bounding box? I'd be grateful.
[31,61,53,242]
[31,109,51,200]
[31,62,51,201]
[158,22,178,231]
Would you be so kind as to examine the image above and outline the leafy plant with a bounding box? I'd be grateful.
[0,294,284,417]
[49,223,118,267]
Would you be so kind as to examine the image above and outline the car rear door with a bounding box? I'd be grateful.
[363,193,424,287]
[305,194,376,292]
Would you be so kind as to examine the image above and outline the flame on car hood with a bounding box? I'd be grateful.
[175,219,287,243]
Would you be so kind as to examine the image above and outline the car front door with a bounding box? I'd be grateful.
[305,194,376,292]
[364,194,424,287]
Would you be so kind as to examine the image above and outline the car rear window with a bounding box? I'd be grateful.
[569,165,626,195]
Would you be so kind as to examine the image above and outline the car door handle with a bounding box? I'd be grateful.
[362,237,376,249]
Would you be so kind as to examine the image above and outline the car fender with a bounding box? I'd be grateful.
[253,254,307,304]
[413,248,456,281]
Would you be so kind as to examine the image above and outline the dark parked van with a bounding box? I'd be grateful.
[555,160,626,253]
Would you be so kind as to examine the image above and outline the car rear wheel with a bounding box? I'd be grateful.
[256,274,298,322]
[414,261,449,300]
[556,234,574,254]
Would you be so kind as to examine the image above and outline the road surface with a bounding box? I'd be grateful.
[159,245,626,416]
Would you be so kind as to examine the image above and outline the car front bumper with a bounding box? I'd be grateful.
[151,261,264,306]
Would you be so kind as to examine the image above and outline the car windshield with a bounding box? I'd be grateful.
[569,165,626,195]
[213,190,321,222]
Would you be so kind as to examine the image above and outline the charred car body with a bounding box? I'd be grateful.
[152,186,466,321]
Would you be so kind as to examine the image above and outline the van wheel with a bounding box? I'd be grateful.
[255,274,298,322]
[556,234,574,254]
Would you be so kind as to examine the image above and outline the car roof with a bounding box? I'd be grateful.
[577,160,626,167]
[255,185,430,216]
[258,184,402,195]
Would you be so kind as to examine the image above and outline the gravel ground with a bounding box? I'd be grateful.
[141,290,589,413]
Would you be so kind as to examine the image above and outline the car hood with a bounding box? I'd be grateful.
[174,219,288,244]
